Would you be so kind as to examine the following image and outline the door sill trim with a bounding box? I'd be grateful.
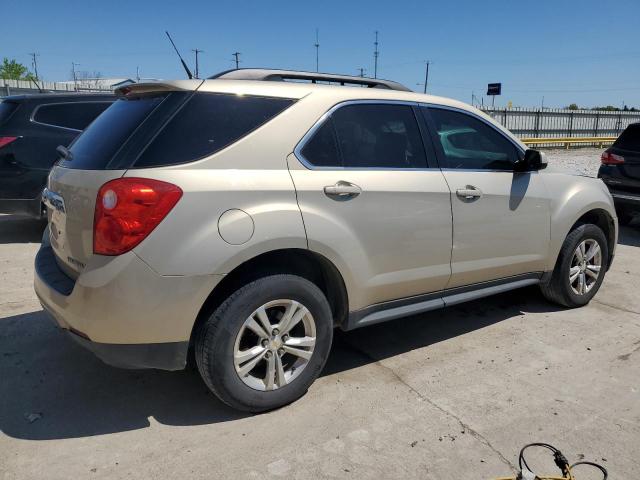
[344,272,543,330]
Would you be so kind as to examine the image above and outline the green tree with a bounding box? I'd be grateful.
[567,103,579,110]
[0,58,32,80]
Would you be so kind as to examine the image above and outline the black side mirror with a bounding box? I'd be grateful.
[514,149,547,172]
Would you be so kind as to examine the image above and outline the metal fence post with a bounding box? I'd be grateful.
[534,110,540,138]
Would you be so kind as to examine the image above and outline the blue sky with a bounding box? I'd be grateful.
[2,0,639,108]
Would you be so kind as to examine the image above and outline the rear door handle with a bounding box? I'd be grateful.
[323,181,362,201]
[456,186,483,200]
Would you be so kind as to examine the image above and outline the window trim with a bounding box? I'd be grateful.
[420,104,526,172]
[294,99,436,171]
[30,101,114,133]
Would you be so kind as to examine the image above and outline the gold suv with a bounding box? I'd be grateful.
[35,69,617,411]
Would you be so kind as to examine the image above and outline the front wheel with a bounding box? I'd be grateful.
[195,274,333,412]
[540,224,608,308]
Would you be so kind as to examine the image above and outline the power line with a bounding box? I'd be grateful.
[232,51,241,70]
[314,29,319,72]
[373,30,379,78]
[191,48,203,78]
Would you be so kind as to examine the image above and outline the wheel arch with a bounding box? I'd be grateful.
[548,205,617,273]
[190,248,349,346]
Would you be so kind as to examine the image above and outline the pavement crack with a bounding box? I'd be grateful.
[593,299,640,316]
[342,339,517,471]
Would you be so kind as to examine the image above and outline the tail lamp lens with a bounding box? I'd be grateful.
[601,152,625,165]
[0,136,18,149]
[93,178,182,255]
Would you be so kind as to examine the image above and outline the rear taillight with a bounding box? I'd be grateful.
[0,136,18,149]
[94,178,182,255]
[601,151,625,165]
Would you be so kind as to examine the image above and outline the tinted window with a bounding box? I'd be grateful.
[300,120,340,167]
[614,124,640,152]
[0,101,19,126]
[65,94,166,169]
[426,107,519,170]
[33,102,111,130]
[301,104,427,168]
[135,93,294,167]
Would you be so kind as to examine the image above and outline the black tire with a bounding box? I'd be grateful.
[617,209,634,226]
[195,274,333,412]
[540,223,608,308]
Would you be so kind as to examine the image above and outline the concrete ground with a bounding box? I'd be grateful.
[1,194,639,478]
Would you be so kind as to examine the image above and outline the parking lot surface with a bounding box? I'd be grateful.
[1,151,639,479]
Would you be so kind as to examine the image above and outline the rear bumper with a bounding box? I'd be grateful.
[66,330,188,370]
[34,227,223,370]
[611,191,640,211]
[0,196,43,217]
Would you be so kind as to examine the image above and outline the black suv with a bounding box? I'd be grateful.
[0,93,114,217]
[598,123,640,225]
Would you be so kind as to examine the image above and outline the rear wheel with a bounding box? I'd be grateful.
[540,224,608,308]
[195,274,333,412]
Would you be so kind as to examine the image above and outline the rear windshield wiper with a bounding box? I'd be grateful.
[56,145,72,161]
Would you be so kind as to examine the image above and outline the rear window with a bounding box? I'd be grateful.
[0,101,19,126]
[613,124,640,152]
[133,92,294,168]
[64,94,167,170]
[33,101,112,131]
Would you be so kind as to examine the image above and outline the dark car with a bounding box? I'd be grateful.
[598,122,640,225]
[0,93,114,217]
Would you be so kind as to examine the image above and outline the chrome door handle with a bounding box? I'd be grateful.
[456,186,483,200]
[323,181,362,201]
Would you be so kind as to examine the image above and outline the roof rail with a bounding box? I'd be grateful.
[209,68,412,92]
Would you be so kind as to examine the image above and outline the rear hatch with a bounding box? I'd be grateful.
[45,85,193,278]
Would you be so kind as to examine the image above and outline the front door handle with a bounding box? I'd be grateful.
[456,185,483,200]
[323,181,362,201]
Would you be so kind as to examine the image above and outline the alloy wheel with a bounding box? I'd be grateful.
[233,299,316,391]
[569,239,602,295]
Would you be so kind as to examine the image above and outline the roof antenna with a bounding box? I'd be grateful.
[165,31,193,79]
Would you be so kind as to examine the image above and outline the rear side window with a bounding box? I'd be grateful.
[300,103,428,169]
[0,101,19,126]
[65,94,166,169]
[613,124,640,152]
[33,102,111,131]
[134,93,294,168]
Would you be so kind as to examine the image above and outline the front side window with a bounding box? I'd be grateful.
[33,102,111,131]
[425,107,519,170]
[300,103,428,169]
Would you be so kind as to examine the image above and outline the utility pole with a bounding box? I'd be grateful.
[136,66,140,82]
[357,67,366,77]
[71,62,80,91]
[471,91,475,106]
[232,52,241,70]
[191,49,203,78]
[29,52,40,80]
[541,96,544,111]
[422,61,430,94]
[373,31,379,78]
[314,29,320,72]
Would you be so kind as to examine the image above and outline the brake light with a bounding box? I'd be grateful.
[0,136,18,149]
[94,178,182,255]
[601,152,625,165]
